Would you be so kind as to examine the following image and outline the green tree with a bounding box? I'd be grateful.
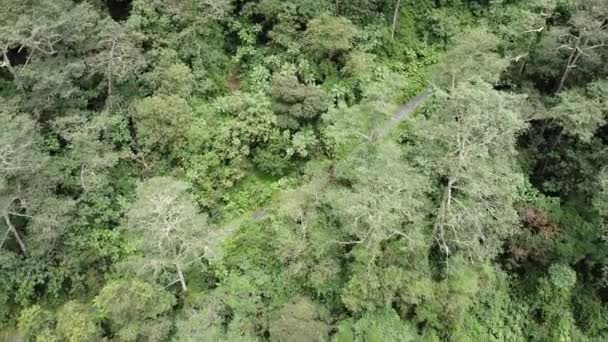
[56,301,99,342]
[333,308,418,342]
[151,62,195,99]
[17,305,56,341]
[129,0,230,94]
[94,279,175,341]
[272,73,329,129]
[133,95,193,156]
[268,297,330,342]
[252,130,294,177]
[526,264,578,341]
[304,14,358,58]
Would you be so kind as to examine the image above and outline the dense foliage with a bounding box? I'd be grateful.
[1,0,607,340]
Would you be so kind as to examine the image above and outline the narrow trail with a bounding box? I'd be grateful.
[376,86,432,139]
[214,87,434,253]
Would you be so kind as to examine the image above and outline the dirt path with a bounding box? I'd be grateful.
[376,86,433,138]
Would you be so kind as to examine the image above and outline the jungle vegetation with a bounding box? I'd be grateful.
[1,0,608,340]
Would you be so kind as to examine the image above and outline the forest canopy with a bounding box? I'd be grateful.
[1,0,608,341]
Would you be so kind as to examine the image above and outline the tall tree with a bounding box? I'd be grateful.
[328,141,430,253]
[132,94,194,158]
[94,279,175,341]
[304,13,358,59]
[122,177,213,291]
[409,82,527,262]
[432,28,508,90]
[555,0,607,92]
[0,111,74,256]
[391,0,402,40]
[539,80,608,141]
[87,19,145,110]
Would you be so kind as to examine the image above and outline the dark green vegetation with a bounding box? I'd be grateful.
[1,0,608,340]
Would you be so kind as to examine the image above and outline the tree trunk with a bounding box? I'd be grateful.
[176,264,187,291]
[3,214,27,255]
[1,46,18,81]
[433,177,454,257]
[391,0,402,40]
[0,227,11,250]
[557,47,578,93]
[557,36,589,94]
[107,39,116,111]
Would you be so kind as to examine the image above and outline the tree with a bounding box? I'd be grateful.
[17,305,56,341]
[391,0,402,40]
[173,294,233,341]
[56,301,100,342]
[0,112,74,257]
[507,0,608,92]
[132,95,193,156]
[432,28,508,90]
[539,80,607,141]
[410,82,527,261]
[209,91,276,160]
[333,308,418,342]
[526,264,578,340]
[554,0,607,92]
[122,177,213,291]
[252,130,294,177]
[272,73,329,129]
[86,19,145,110]
[304,14,358,58]
[150,62,195,99]
[327,141,430,253]
[0,0,116,115]
[333,0,384,22]
[94,279,175,341]
[129,0,231,92]
[0,113,44,255]
[50,113,124,194]
[594,167,608,286]
[268,297,330,342]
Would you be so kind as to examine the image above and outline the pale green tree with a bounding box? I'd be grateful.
[86,19,145,110]
[554,0,608,92]
[433,28,508,90]
[594,167,608,286]
[0,113,44,255]
[50,113,124,194]
[539,80,608,141]
[410,82,527,261]
[122,177,213,291]
[0,112,74,257]
[327,141,430,253]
